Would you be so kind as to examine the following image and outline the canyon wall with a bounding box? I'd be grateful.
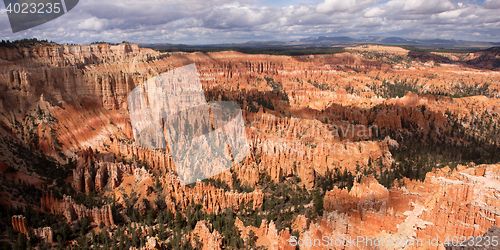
[2,43,500,249]
[305,164,500,250]
[11,215,54,243]
[40,191,114,226]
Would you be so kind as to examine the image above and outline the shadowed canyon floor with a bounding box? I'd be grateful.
[0,42,499,249]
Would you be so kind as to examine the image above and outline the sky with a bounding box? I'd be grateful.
[0,0,499,45]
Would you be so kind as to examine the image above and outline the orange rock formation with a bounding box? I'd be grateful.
[189,220,223,250]
[11,215,53,243]
[300,164,500,249]
[41,191,114,226]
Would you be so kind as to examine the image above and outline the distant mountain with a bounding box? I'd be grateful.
[140,43,192,48]
[140,36,499,50]
[296,36,354,44]
[294,36,493,49]
[364,37,415,44]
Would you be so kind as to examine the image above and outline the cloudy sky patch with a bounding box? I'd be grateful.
[0,0,498,44]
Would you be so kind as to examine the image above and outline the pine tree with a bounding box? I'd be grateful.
[131,230,139,247]
[313,189,323,217]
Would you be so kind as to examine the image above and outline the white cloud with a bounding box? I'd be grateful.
[381,0,455,15]
[316,0,377,13]
[483,0,500,9]
[401,0,455,14]
[436,9,463,19]
[364,6,385,17]
[0,0,499,44]
[77,17,108,31]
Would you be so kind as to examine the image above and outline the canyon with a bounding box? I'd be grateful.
[0,42,499,249]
